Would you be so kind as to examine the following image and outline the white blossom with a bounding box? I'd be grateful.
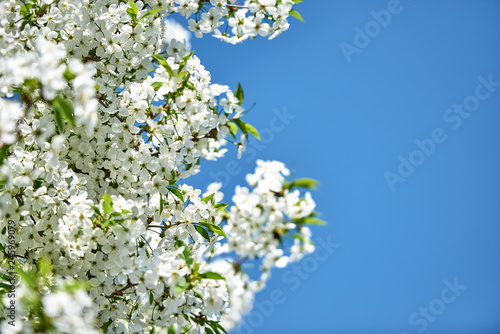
[0,0,318,333]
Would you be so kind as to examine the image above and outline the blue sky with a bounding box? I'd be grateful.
[187,1,500,333]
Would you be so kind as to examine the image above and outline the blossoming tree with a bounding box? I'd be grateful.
[0,0,323,333]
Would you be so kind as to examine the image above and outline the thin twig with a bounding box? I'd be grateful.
[106,282,138,299]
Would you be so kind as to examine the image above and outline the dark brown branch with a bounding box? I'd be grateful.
[105,282,138,299]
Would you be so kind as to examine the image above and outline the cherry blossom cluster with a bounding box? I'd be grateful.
[225,160,316,281]
[0,37,98,146]
[1,264,100,334]
[0,0,318,333]
[187,0,299,43]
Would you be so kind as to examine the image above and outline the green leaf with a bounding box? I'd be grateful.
[205,328,215,334]
[63,280,93,294]
[126,9,136,21]
[174,282,190,295]
[177,70,189,78]
[200,271,225,280]
[20,14,34,31]
[102,194,113,215]
[284,178,320,190]
[213,203,228,212]
[169,170,177,185]
[305,217,326,225]
[159,193,164,214]
[0,145,10,165]
[127,0,138,21]
[63,68,76,81]
[17,267,36,290]
[211,225,227,239]
[128,0,138,13]
[207,321,227,334]
[200,222,228,240]
[194,225,210,240]
[216,323,228,334]
[207,323,220,334]
[295,217,326,225]
[181,50,195,64]
[289,9,305,22]
[109,210,132,219]
[201,193,214,204]
[53,96,75,127]
[244,123,260,140]
[177,50,195,74]
[292,233,306,243]
[231,118,247,136]
[54,105,65,132]
[151,81,164,90]
[90,205,101,216]
[141,8,164,20]
[23,78,40,92]
[101,319,113,332]
[234,83,244,106]
[38,257,52,279]
[175,240,193,266]
[168,325,176,334]
[149,291,154,305]
[101,219,113,227]
[152,54,174,77]
[167,185,184,203]
[179,73,191,91]
[20,3,34,15]
[189,287,202,300]
[227,122,238,139]
[0,272,12,282]
[292,0,304,3]
[34,178,46,190]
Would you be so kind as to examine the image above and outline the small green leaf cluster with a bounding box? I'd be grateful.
[126,0,165,25]
[90,194,133,230]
